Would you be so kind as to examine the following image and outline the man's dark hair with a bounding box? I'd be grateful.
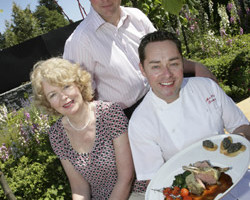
[138,30,182,65]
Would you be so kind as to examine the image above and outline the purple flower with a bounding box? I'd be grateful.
[0,143,9,161]
[25,112,30,120]
[226,39,233,46]
[230,16,235,24]
[246,8,250,14]
[240,27,244,35]
[227,3,233,12]
[185,12,190,21]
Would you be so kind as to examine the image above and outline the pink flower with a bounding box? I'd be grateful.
[227,3,233,12]
[220,29,227,37]
[240,27,244,35]
[190,24,195,32]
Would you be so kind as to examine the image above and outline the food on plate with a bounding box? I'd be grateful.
[183,160,230,195]
[202,136,246,157]
[220,136,233,154]
[172,170,191,188]
[220,136,246,157]
[202,140,218,151]
[163,186,192,200]
[161,160,233,200]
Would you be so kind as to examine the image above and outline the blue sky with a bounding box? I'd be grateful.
[0,0,91,34]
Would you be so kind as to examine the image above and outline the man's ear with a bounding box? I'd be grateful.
[139,62,146,77]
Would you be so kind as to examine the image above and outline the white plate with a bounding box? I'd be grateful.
[145,134,250,200]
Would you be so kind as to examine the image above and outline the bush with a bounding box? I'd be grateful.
[191,34,250,102]
[0,102,71,199]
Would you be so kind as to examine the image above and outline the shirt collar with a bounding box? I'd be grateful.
[89,6,106,31]
[149,79,187,110]
[90,6,129,31]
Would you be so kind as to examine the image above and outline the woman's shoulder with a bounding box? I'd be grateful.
[48,118,65,141]
[95,100,123,113]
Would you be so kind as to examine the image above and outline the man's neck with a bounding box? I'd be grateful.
[102,7,121,26]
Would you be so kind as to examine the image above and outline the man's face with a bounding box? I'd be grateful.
[90,0,121,21]
[140,40,184,103]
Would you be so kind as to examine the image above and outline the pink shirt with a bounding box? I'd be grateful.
[63,6,156,109]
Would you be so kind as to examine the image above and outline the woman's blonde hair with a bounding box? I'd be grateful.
[30,57,94,115]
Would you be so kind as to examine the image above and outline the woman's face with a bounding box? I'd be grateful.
[42,81,84,116]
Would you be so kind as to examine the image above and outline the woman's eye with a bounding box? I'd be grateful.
[49,93,56,99]
[63,85,71,90]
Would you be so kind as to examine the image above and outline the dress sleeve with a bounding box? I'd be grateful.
[104,102,128,139]
[48,120,68,160]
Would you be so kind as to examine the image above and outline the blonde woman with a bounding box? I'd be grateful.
[30,57,146,200]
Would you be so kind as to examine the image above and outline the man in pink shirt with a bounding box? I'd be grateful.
[63,0,217,119]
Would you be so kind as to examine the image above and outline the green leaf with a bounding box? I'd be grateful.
[162,0,184,15]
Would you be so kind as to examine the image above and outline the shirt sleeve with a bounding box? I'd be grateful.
[128,116,165,181]
[63,31,97,91]
[210,79,249,133]
[128,7,156,33]
[138,9,156,33]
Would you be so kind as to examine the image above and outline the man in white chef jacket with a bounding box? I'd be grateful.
[128,30,250,184]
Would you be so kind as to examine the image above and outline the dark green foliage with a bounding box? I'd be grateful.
[122,0,250,102]
[0,104,71,199]
[4,3,43,47]
[122,0,177,31]
[38,0,63,13]
[34,6,69,33]
[199,34,250,102]
[0,154,71,199]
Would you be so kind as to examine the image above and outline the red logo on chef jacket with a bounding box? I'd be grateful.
[206,94,216,104]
